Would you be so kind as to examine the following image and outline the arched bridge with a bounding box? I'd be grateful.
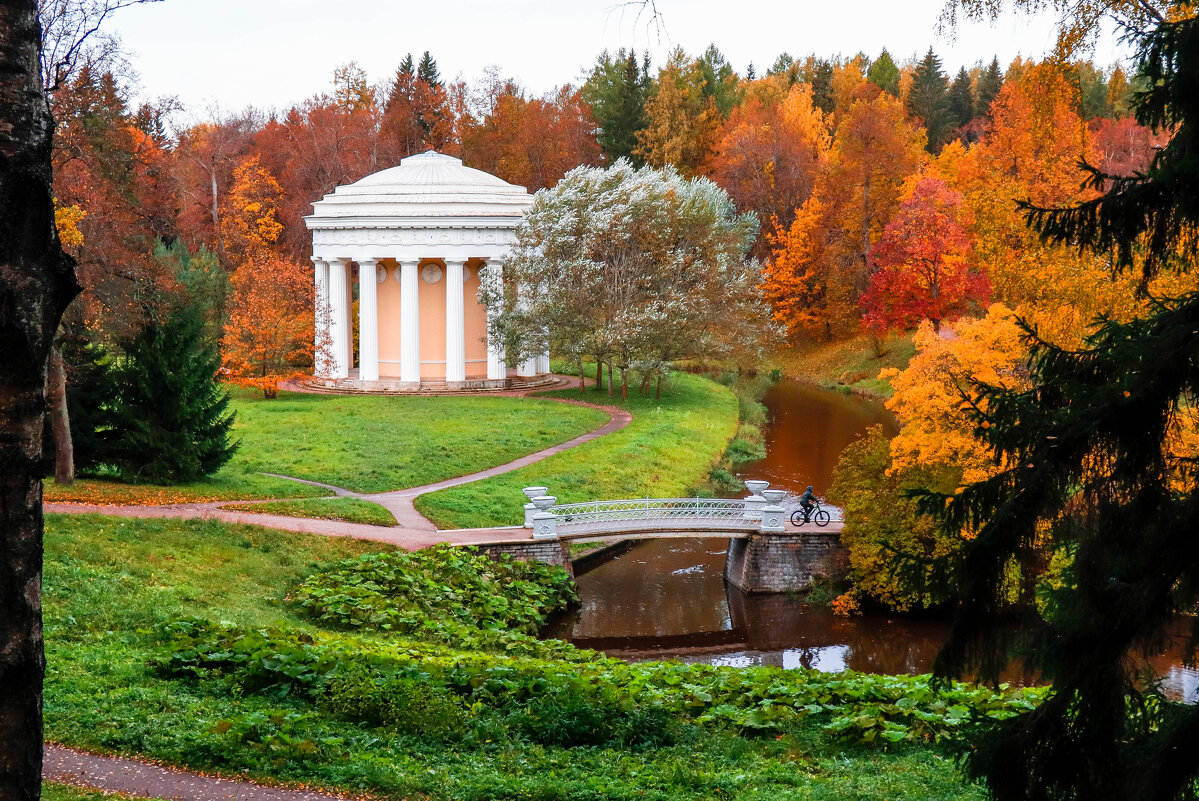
[470,481,847,594]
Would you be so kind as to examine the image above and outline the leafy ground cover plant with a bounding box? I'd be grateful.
[293,545,578,636]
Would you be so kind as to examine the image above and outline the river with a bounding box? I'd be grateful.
[543,379,1199,701]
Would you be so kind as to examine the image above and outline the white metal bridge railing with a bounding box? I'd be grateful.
[548,498,757,534]
[519,481,843,540]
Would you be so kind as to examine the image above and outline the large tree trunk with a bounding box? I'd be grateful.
[0,3,81,801]
[46,346,72,485]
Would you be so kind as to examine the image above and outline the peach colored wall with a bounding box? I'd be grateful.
[418,258,447,380]
[376,259,403,378]
[464,259,488,379]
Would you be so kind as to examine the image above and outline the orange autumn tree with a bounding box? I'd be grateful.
[707,82,831,254]
[221,154,285,267]
[221,258,316,398]
[883,304,1030,485]
[828,305,1031,613]
[860,175,988,334]
[761,90,926,340]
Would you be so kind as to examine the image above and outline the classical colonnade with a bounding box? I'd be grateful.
[310,255,547,386]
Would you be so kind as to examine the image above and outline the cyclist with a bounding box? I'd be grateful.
[798,485,816,523]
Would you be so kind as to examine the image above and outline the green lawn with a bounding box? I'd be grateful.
[415,372,741,529]
[45,388,608,504]
[42,513,986,801]
[220,497,398,526]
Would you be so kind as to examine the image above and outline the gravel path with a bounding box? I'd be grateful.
[44,744,353,801]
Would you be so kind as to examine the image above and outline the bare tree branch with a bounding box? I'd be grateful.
[38,0,162,92]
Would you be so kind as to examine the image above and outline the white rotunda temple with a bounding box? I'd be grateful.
[304,151,551,392]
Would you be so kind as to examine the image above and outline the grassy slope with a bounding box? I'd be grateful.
[43,513,979,801]
[778,333,916,399]
[45,389,607,504]
[220,498,398,526]
[415,373,741,529]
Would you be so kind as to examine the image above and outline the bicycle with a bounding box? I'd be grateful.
[790,499,831,527]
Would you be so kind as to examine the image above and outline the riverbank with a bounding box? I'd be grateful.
[43,513,1030,801]
[776,333,915,400]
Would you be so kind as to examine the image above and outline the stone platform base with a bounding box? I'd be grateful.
[723,531,845,593]
[479,540,574,576]
[294,374,562,395]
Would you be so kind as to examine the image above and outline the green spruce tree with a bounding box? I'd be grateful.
[802,57,834,113]
[696,43,740,117]
[974,56,1004,118]
[867,48,900,95]
[921,11,1199,801]
[106,298,237,484]
[907,47,953,152]
[581,49,651,164]
[947,66,975,128]
[416,51,441,88]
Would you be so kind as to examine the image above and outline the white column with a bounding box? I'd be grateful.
[481,261,506,381]
[537,352,550,375]
[311,257,330,377]
[357,259,379,382]
[328,258,349,379]
[515,281,538,378]
[399,259,421,384]
[445,259,466,383]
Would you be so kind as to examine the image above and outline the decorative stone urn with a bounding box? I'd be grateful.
[762,489,787,504]
[744,479,770,521]
[523,486,549,528]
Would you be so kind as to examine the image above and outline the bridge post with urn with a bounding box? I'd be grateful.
[475,480,846,593]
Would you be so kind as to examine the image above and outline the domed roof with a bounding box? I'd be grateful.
[305,151,533,229]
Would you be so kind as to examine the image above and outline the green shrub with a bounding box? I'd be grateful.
[324,666,468,739]
[293,545,577,637]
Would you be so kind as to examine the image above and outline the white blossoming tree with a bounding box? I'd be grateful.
[482,160,770,397]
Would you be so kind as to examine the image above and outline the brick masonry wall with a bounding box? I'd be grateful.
[479,540,574,577]
[724,532,844,593]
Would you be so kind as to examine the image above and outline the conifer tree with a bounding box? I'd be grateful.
[922,10,1199,801]
[974,56,1004,118]
[106,298,237,483]
[907,48,953,152]
[803,57,835,112]
[581,49,651,163]
[417,51,441,88]
[696,43,740,117]
[867,48,900,95]
[947,66,975,128]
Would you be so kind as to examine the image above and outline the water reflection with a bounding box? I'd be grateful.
[543,380,1198,702]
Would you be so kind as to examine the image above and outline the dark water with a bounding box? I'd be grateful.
[544,380,1199,701]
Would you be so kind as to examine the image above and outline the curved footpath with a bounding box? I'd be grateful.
[44,378,632,549]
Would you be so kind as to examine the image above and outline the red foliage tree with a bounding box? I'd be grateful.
[860,176,989,333]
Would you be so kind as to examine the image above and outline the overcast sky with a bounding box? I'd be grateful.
[106,0,1131,115]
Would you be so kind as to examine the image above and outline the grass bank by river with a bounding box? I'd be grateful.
[43,513,1038,801]
[778,333,915,399]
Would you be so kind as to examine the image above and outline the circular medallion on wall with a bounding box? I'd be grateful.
[421,264,444,284]
[376,264,387,284]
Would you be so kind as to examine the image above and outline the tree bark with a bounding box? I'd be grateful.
[594,357,603,390]
[575,356,585,393]
[0,4,81,801]
[46,346,72,485]
[620,365,628,400]
[606,358,614,397]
